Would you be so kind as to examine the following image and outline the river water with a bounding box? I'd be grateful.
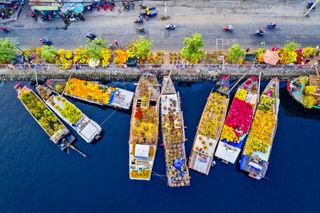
[0,80,319,213]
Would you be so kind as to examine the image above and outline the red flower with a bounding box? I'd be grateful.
[224,98,254,140]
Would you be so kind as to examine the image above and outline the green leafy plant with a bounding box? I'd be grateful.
[227,44,245,63]
[130,36,153,60]
[0,38,17,63]
[85,37,108,61]
[180,33,205,63]
[284,41,300,51]
[41,45,57,63]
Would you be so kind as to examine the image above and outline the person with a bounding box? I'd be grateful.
[228,25,233,30]
[307,2,314,9]
[78,13,85,21]
[86,33,96,41]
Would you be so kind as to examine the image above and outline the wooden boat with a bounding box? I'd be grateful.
[14,83,84,156]
[188,76,231,175]
[160,76,190,187]
[129,73,160,181]
[46,77,134,110]
[215,76,260,164]
[287,74,320,109]
[240,78,280,180]
[36,85,102,143]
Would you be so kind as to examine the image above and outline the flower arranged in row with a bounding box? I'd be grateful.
[198,92,228,139]
[244,95,276,155]
[65,77,114,105]
[18,86,64,136]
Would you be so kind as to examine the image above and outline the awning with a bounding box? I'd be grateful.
[135,144,150,158]
[32,6,59,11]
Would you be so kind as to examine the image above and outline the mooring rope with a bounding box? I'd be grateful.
[152,171,167,181]
[100,108,119,126]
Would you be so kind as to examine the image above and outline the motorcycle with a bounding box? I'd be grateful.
[0,26,10,33]
[134,15,143,24]
[86,33,96,41]
[267,22,276,30]
[136,27,146,34]
[165,24,176,30]
[223,25,234,32]
[39,38,53,46]
[255,29,264,37]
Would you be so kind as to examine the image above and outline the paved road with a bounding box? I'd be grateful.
[1,2,320,51]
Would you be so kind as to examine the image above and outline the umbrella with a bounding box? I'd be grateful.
[74,3,84,14]
[88,58,100,67]
[263,50,280,65]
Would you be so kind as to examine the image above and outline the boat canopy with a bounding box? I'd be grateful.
[135,144,150,158]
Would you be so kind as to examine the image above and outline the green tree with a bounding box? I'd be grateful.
[0,38,17,63]
[180,33,204,63]
[284,41,300,51]
[131,36,153,60]
[85,37,108,60]
[227,44,245,63]
[41,45,57,63]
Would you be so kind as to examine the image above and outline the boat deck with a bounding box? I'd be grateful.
[129,74,160,181]
[36,85,102,143]
[50,77,134,110]
[161,76,190,187]
[215,76,259,164]
[240,78,280,179]
[189,76,231,174]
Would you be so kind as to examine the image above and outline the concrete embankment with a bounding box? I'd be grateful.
[0,65,316,82]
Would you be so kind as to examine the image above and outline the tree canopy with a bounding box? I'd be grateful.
[0,38,17,64]
[86,37,108,60]
[130,36,153,60]
[41,45,57,63]
[227,44,245,63]
[180,33,204,63]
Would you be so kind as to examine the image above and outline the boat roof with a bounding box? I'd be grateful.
[79,120,101,143]
[110,88,134,110]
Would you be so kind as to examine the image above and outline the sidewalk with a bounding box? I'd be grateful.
[8,0,320,30]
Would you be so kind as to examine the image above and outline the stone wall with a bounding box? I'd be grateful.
[0,64,316,82]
